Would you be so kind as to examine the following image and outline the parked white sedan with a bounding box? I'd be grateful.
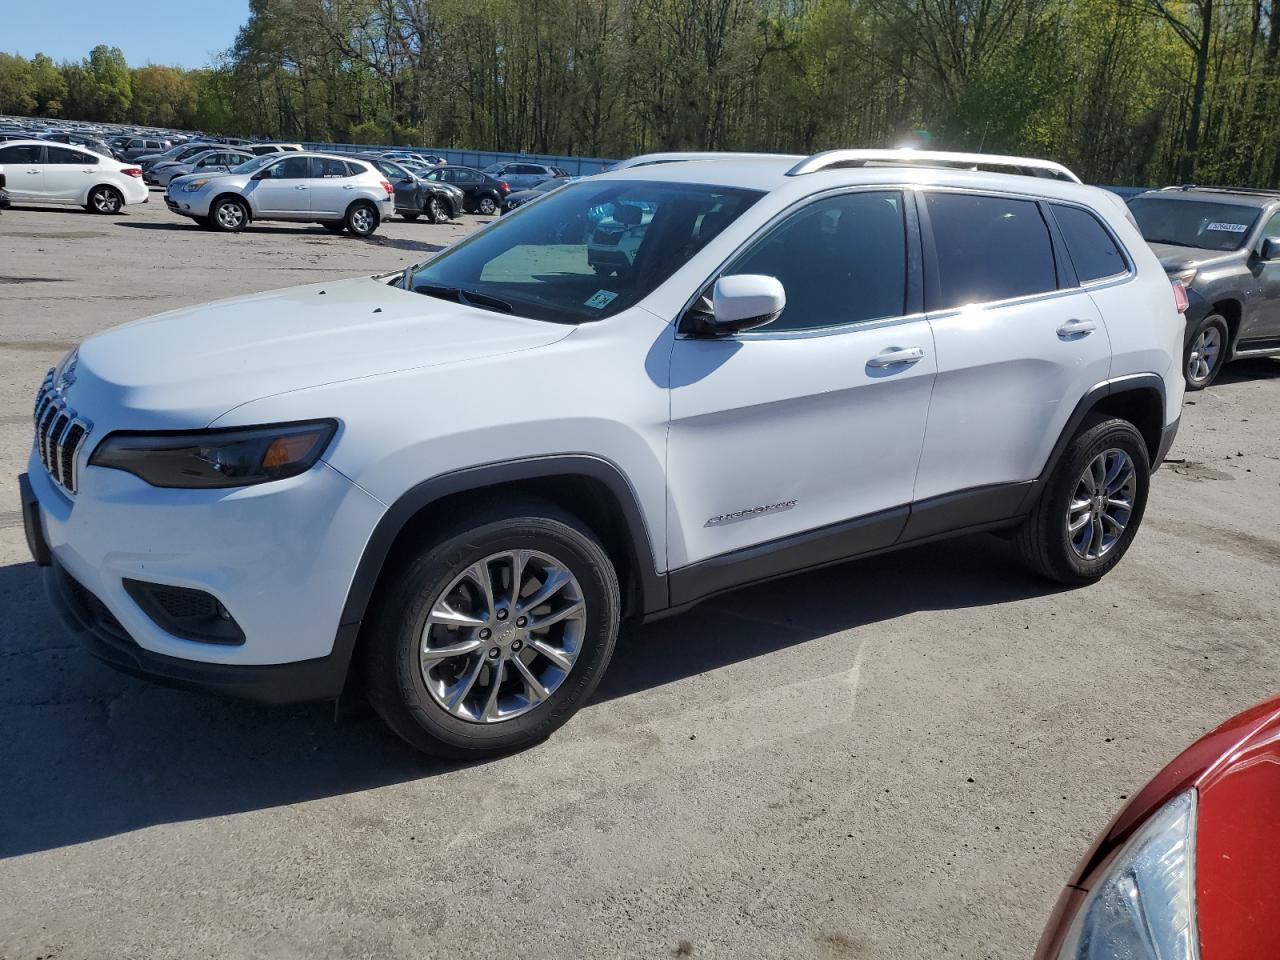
[0,139,148,213]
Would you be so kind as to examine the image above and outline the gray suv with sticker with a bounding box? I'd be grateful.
[1128,186,1280,389]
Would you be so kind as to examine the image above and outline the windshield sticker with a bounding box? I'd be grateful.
[585,290,618,309]
[1206,222,1248,233]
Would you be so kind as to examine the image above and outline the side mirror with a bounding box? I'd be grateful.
[251,170,270,180]
[1260,238,1280,261]
[694,275,786,336]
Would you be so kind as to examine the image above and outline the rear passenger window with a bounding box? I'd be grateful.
[925,192,1057,310]
[723,190,907,332]
[1053,205,1127,282]
[316,158,352,178]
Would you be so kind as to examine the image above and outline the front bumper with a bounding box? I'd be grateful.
[43,558,360,704]
[22,446,385,700]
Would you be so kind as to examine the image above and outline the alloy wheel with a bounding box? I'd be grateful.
[351,206,374,234]
[1067,448,1137,561]
[1187,326,1222,384]
[420,550,586,723]
[216,201,245,229]
[479,197,496,215]
[92,188,120,213]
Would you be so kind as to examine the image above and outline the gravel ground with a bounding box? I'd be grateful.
[0,192,1277,960]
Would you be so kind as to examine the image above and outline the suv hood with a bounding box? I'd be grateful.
[1148,241,1240,274]
[68,276,573,430]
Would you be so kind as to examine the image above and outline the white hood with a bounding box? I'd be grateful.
[65,276,572,430]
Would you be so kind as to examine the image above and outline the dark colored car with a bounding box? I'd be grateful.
[500,177,569,214]
[1037,696,1280,959]
[422,165,510,215]
[354,155,463,223]
[1128,186,1280,389]
[39,132,115,157]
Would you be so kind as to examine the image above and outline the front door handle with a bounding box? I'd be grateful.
[868,346,926,368]
[295,184,308,190]
[1057,318,1097,339]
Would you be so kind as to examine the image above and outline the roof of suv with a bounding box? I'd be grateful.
[596,154,1125,216]
[1138,186,1280,209]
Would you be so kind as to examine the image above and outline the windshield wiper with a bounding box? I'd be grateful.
[413,283,513,314]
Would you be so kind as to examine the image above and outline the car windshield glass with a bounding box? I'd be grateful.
[230,153,278,175]
[1128,197,1260,251]
[406,180,762,323]
[534,179,565,193]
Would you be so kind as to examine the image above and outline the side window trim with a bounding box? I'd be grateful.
[918,186,1080,315]
[1043,201,1134,288]
[676,185,925,338]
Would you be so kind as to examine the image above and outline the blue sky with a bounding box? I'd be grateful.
[5,1,251,68]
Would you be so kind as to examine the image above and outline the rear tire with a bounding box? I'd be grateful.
[477,195,497,216]
[1015,416,1150,585]
[345,201,379,237]
[87,185,123,214]
[361,500,620,758]
[210,196,249,233]
[1184,314,1229,390]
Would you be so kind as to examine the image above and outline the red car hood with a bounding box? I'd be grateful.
[1038,697,1280,959]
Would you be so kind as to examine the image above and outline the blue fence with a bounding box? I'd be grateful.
[301,142,615,176]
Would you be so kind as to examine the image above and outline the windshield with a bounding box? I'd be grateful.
[482,163,506,175]
[1128,197,1260,251]
[230,153,279,175]
[406,179,762,323]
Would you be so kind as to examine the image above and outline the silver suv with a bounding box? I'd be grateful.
[164,152,396,236]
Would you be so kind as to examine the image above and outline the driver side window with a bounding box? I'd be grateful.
[720,191,908,332]
[263,156,311,179]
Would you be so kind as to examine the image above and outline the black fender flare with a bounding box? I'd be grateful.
[1018,373,1167,512]
[339,454,667,632]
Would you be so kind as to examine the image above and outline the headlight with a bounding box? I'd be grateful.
[89,420,336,489]
[1057,790,1199,960]
[183,178,211,192]
[1169,266,1197,286]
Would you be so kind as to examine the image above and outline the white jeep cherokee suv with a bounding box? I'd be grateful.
[21,150,1185,757]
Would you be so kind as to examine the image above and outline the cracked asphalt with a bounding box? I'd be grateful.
[1,195,1279,960]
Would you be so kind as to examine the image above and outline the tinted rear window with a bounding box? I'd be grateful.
[926,192,1057,310]
[1052,205,1127,282]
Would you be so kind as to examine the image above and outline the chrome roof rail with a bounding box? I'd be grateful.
[785,149,1082,183]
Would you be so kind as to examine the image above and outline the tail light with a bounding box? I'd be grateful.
[499,181,510,192]
[122,167,142,178]
[380,180,394,196]
[1171,280,1189,314]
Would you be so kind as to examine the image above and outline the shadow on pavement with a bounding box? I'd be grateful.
[1212,356,1280,386]
[0,533,1059,858]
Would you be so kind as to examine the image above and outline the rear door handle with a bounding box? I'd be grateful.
[868,346,926,368]
[1057,318,1097,338]
[295,184,308,190]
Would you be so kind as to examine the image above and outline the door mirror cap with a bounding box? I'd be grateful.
[704,275,786,335]
[1261,237,1280,261]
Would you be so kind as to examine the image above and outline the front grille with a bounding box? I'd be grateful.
[33,369,92,495]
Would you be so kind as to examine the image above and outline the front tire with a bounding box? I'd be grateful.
[1015,416,1150,585]
[425,195,447,223]
[1184,314,1229,390]
[345,201,379,237]
[210,196,249,232]
[87,185,123,214]
[362,501,620,758]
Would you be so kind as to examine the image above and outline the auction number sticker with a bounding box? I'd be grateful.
[1206,222,1248,233]
[585,290,619,309]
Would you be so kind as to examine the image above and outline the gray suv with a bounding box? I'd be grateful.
[164,152,395,236]
[1128,186,1280,389]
